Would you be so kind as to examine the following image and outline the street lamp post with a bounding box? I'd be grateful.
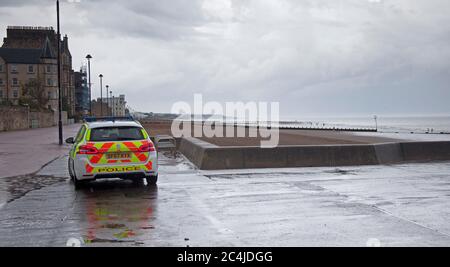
[86,54,92,116]
[374,115,378,131]
[56,0,63,145]
[112,95,115,117]
[99,74,103,116]
[105,85,109,116]
[109,90,113,116]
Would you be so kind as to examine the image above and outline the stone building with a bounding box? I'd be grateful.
[1,26,75,117]
[0,38,58,110]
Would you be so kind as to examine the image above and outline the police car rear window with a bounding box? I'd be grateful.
[90,127,144,141]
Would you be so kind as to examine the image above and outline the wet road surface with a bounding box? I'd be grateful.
[0,151,450,246]
[0,124,80,179]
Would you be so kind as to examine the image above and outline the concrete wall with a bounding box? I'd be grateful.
[30,110,54,128]
[401,141,450,162]
[179,137,217,168]
[179,137,450,170]
[0,106,29,131]
[0,106,60,131]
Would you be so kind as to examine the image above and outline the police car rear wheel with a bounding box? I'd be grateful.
[146,175,158,186]
[68,159,75,180]
[74,178,81,189]
[73,177,89,190]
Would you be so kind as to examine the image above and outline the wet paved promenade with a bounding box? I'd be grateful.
[0,150,449,247]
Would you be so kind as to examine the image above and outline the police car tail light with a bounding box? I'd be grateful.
[139,142,155,152]
[78,145,99,154]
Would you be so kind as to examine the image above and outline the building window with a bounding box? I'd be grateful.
[0,64,3,72]
[48,91,52,99]
[13,89,18,98]
[0,90,3,98]
[46,65,52,73]
[11,65,17,73]
[0,78,3,85]
[47,78,52,86]
[28,65,34,73]
[12,78,18,86]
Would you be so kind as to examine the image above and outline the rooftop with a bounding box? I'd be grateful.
[0,48,43,64]
[7,26,54,31]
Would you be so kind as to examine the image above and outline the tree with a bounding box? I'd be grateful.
[20,78,49,110]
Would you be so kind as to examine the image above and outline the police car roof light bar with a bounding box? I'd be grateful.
[83,116,135,123]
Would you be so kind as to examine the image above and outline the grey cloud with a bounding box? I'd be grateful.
[69,0,208,40]
[0,0,44,7]
[1,0,449,116]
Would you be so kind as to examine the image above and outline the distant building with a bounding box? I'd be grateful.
[74,66,89,118]
[91,99,111,118]
[0,26,75,117]
[131,112,147,120]
[101,94,127,116]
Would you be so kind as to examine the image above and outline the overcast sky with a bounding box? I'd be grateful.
[1,0,449,118]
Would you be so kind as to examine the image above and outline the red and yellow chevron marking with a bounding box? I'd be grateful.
[145,161,153,171]
[86,142,114,164]
[84,140,150,165]
[85,163,94,173]
[123,141,148,162]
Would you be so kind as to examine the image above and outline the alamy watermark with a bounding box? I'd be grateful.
[171,94,280,148]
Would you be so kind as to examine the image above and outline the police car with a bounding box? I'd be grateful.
[66,116,158,189]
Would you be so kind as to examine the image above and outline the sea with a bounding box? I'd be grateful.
[177,114,450,134]
[281,116,450,134]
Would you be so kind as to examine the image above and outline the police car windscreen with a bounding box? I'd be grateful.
[90,127,144,141]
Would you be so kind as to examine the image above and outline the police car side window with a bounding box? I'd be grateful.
[75,126,86,143]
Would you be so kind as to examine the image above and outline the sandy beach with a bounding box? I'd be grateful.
[141,121,403,146]
[198,129,403,147]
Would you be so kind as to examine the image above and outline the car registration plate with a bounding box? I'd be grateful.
[106,153,131,159]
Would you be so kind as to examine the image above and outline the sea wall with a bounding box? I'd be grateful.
[179,138,450,170]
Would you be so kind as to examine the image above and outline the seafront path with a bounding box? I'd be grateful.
[0,124,80,179]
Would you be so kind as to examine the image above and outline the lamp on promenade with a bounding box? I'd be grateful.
[374,115,378,131]
[86,54,92,115]
[56,0,63,145]
[105,85,109,116]
[99,74,103,116]
[109,89,113,116]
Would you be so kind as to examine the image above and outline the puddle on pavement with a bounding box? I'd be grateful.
[205,171,319,180]
[3,174,68,203]
[159,151,183,164]
[75,180,158,245]
[100,223,126,229]
[324,168,358,175]
[291,181,326,192]
[0,155,70,205]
